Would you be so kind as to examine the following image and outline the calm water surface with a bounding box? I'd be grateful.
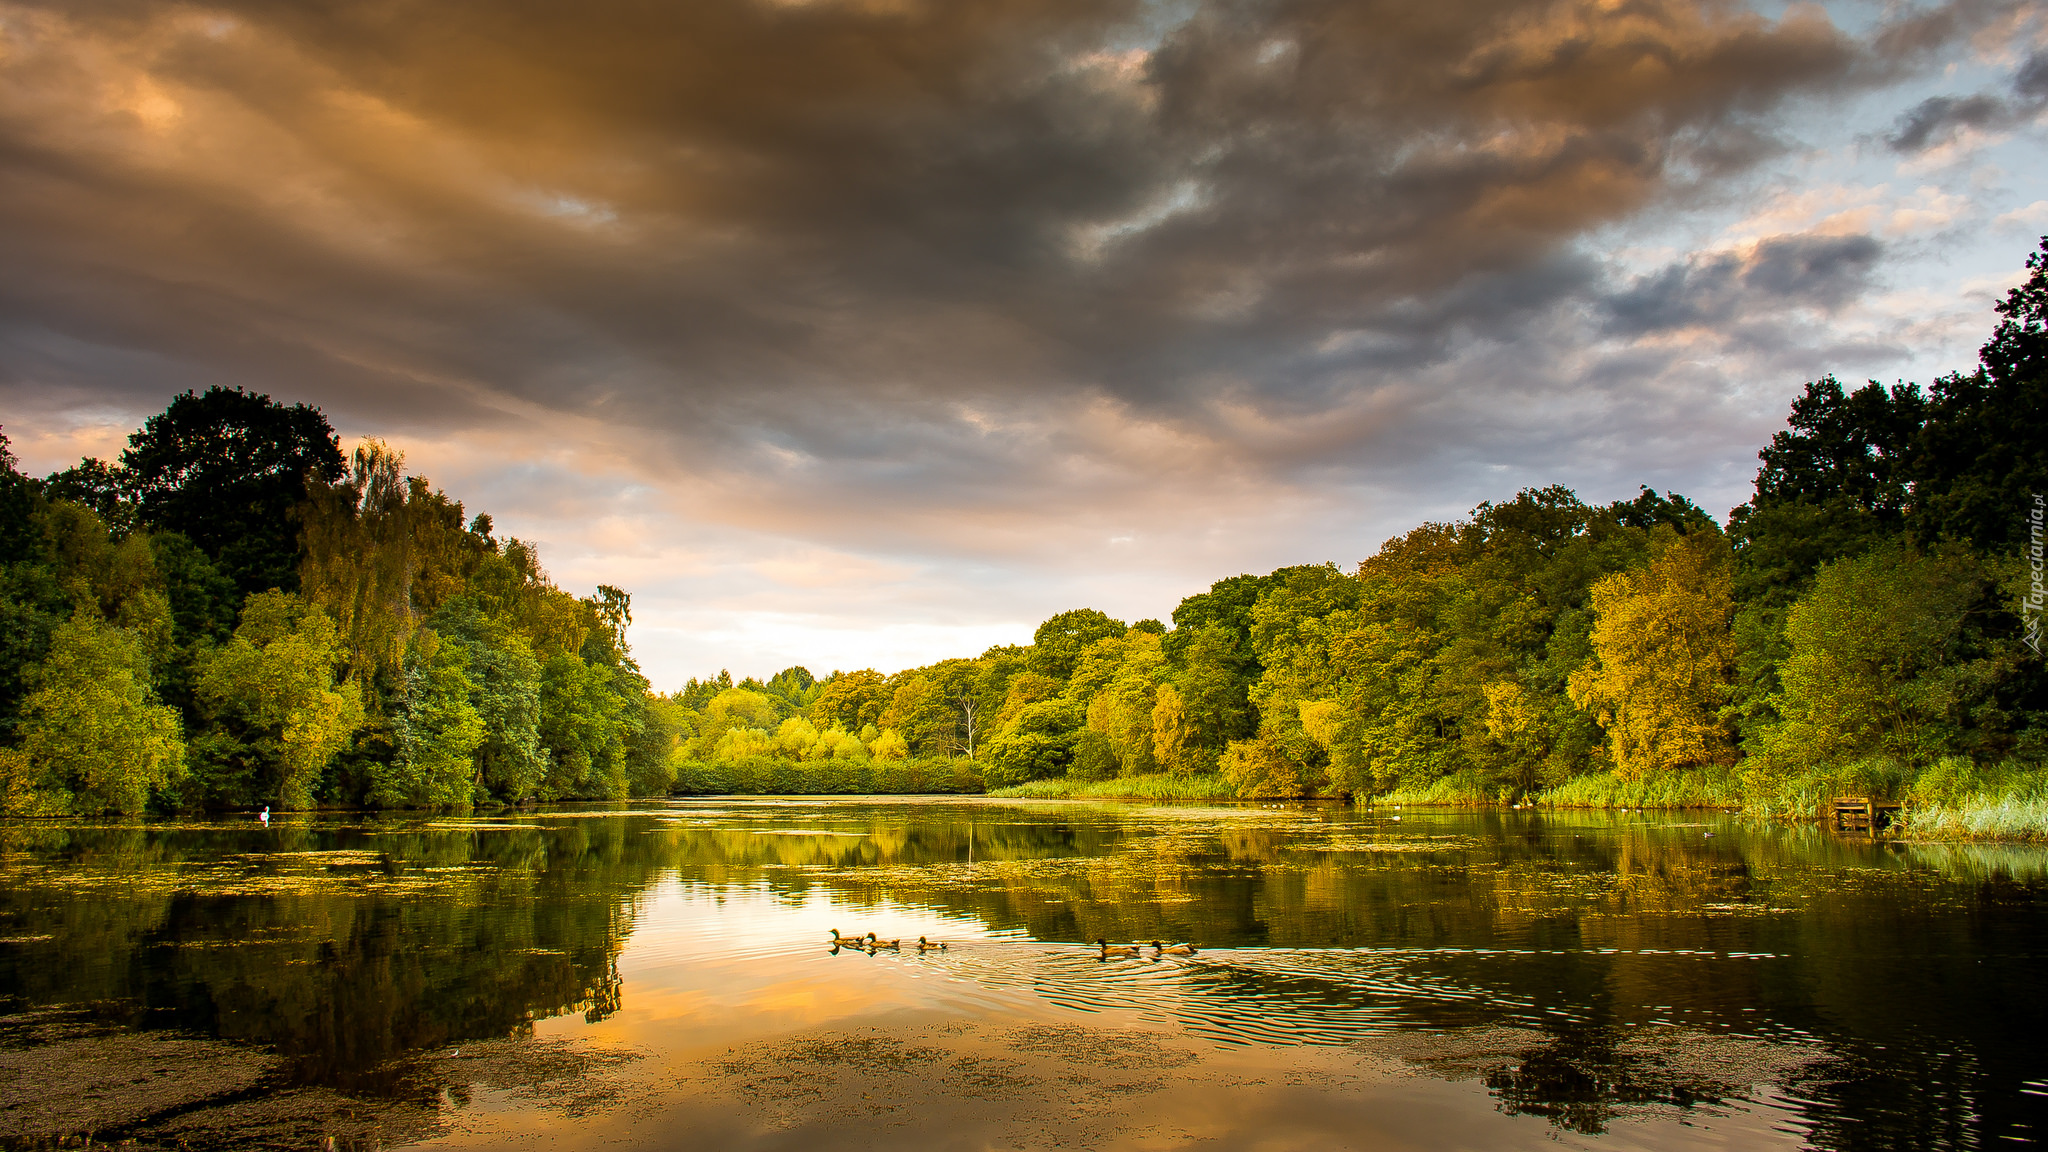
[1,799,2044,1149]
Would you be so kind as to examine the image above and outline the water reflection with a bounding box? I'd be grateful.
[0,800,2043,1148]
[0,819,636,1097]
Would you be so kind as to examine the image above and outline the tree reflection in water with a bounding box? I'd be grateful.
[0,800,2041,1149]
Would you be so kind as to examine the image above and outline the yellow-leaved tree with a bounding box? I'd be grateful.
[1567,529,1738,781]
[1151,683,1200,777]
[1084,631,1165,776]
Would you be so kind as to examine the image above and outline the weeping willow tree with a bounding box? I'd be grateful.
[299,440,417,694]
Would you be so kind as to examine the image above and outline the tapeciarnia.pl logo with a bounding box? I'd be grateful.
[2028,493,2044,657]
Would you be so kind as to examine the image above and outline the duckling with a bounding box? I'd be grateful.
[917,936,947,951]
[868,936,902,949]
[1096,938,1141,959]
[829,929,866,946]
[1151,940,1197,956]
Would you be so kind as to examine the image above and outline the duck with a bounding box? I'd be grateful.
[829,929,867,946]
[868,936,902,949]
[1096,938,1141,959]
[917,936,947,951]
[1151,940,1197,956]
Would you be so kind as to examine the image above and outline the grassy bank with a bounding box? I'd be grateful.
[1538,767,1745,810]
[986,774,1239,801]
[1896,761,2048,839]
[1372,757,2048,840]
[671,756,984,796]
[664,753,2048,840]
[1366,767,1746,809]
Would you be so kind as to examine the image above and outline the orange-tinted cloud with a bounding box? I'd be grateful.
[0,0,2030,678]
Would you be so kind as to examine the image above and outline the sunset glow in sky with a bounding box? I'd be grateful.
[4,0,2046,687]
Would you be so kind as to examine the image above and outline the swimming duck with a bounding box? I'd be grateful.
[1096,938,1141,959]
[868,936,902,949]
[1152,940,1197,956]
[917,936,947,951]
[830,929,866,946]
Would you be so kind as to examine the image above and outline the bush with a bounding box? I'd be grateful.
[980,730,1077,788]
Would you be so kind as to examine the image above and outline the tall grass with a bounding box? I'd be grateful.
[667,749,2048,840]
[1899,760,2048,839]
[1906,796,2048,840]
[1538,767,1744,810]
[1374,771,1495,806]
[986,774,1240,801]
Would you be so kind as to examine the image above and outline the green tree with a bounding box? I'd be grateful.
[878,661,996,757]
[381,632,488,808]
[194,591,363,809]
[623,691,680,796]
[764,666,821,714]
[1085,631,1166,776]
[1069,728,1117,781]
[4,612,184,815]
[466,633,549,802]
[693,687,780,758]
[981,698,1084,785]
[1914,237,2048,551]
[1170,623,1256,757]
[121,386,345,596]
[299,440,420,691]
[810,669,891,731]
[1763,545,1993,769]
[538,653,630,799]
[1218,729,1323,798]
[1150,683,1204,777]
[1030,608,1126,681]
[38,456,135,532]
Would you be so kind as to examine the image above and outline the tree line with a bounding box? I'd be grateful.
[2,238,2043,814]
[1,390,677,813]
[666,239,2048,814]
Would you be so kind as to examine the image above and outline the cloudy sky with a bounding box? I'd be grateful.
[2,0,2045,688]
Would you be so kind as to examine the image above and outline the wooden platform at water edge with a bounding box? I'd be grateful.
[1831,796,1903,833]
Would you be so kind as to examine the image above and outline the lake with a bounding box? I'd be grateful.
[1,798,2043,1150]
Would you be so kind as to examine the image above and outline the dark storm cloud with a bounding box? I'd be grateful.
[2020,48,2048,97]
[0,0,2014,539]
[1601,232,1882,336]
[1887,93,2010,152]
[1882,47,2048,154]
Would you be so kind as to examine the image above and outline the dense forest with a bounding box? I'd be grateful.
[2,239,2044,826]
[0,391,679,814]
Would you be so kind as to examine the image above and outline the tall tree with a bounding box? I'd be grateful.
[810,669,892,732]
[1568,530,1738,781]
[1727,376,1925,608]
[1762,545,1993,769]
[1029,608,1126,681]
[300,440,417,689]
[1913,237,2048,551]
[121,387,344,596]
[382,632,488,809]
